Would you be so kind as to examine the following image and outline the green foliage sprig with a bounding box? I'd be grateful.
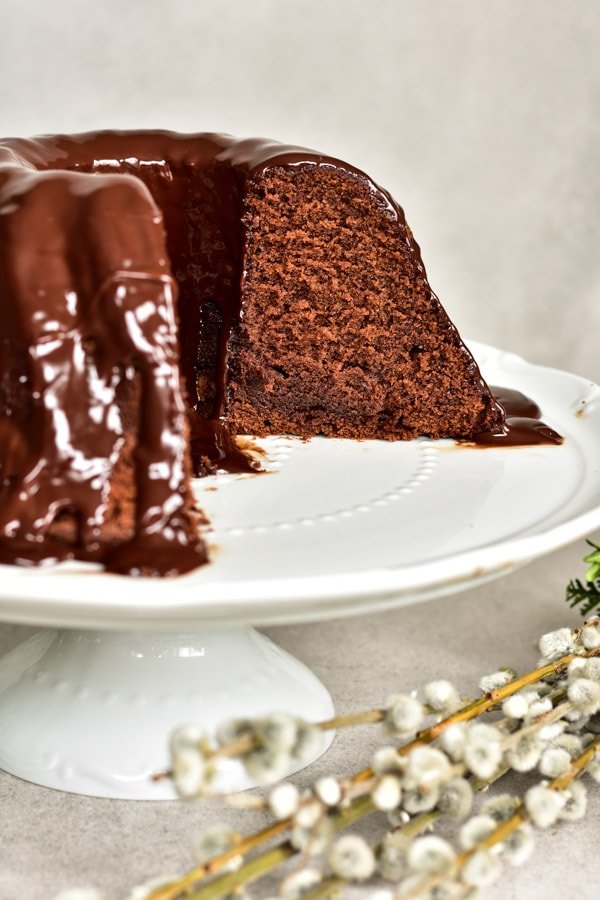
[567,541,600,617]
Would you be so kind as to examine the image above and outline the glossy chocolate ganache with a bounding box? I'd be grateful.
[477,387,562,447]
[0,131,561,576]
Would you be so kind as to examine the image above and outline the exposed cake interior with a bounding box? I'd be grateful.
[79,159,499,452]
[228,167,497,440]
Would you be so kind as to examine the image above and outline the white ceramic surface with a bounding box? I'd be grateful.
[1,341,599,799]
[0,626,334,799]
[0,342,598,629]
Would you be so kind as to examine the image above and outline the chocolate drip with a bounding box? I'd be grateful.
[188,416,260,475]
[0,162,207,575]
[469,387,563,447]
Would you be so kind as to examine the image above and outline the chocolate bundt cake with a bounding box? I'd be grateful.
[0,130,503,576]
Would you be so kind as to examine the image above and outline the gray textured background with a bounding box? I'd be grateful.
[2,2,600,898]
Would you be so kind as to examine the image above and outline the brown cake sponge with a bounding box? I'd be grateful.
[227,166,499,441]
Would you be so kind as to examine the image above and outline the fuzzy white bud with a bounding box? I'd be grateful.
[586,752,600,782]
[559,781,587,821]
[402,786,440,814]
[438,723,468,761]
[506,734,542,772]
[581,624,600,650]
[568,677,600,715]
[568,657,587,680]
[525,784,565,828]
[292,722,323,762]
[314,776,342,808]
[280,868,322,900]
[407,835,456,875]
[193,827,241,871]
[254,714,298,752]
[468,722,503,741]
[502,694,529,719]
[479,669,515,693]
[538,721,565,742]
[215,718,251,747]
[377,832,409,882]
[539,747,572,778]
[480,793,519,823]
[463,723,503,780]
[564,708,589,726]
[502,823,535,867]
[437,777,473,820]
[459,814,497,850]
[520,689,540,704]
[551,733,583,758]
[383,694,424,737]
[403,746,451,790]
[582,657,600,683]
[170,724,205,753]
[372,746,406,775]
[268,782,300,820]
[169,725,213,800]
[461,849,501,887]
[328,835,375,881]
[171,746,207,800]
[528,697,553,719]
[372,774,402,811]
[538,627,577,659]
[290,818,333,856]
[423,680,460,713]
[294,798,323,830]
[244,747,289,785]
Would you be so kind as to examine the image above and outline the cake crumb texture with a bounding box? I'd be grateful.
[228,167,497,440]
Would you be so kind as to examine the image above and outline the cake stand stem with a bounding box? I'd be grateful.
[0,625,334,799]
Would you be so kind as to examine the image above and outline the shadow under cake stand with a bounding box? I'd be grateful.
[1,341,600,799]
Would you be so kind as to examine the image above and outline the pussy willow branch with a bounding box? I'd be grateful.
[186,794,375,900]
[398,736,600,900]
[302,811,441,900]
[154,709,388,781]
[149,643,599,900]
[214,711,384,761]
[354,646,596,783]
[306,737,600,900]
[300,762,513,900]
[391,698,566,801]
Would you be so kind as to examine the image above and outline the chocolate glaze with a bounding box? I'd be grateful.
[0,130,505,574]
[188,417,261,475]
[469,387,563,447]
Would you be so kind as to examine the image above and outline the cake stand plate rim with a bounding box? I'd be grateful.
[0,340,598,629]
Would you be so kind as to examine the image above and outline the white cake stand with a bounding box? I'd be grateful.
[1,342,600,800]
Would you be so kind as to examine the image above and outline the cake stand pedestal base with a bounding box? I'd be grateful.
[0,626,334,799]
